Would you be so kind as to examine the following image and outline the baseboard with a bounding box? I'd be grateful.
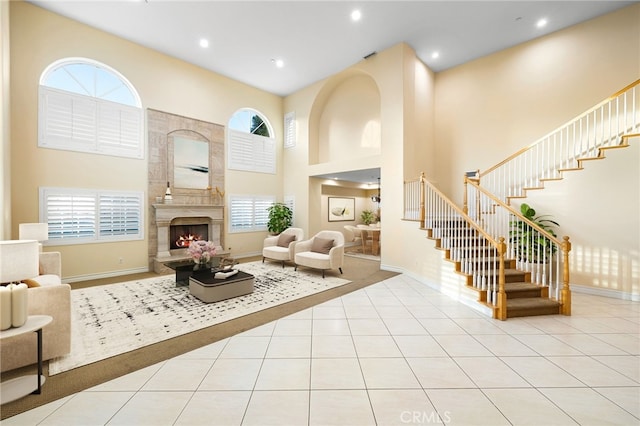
[63,267,150,283]
[571,283,640,302]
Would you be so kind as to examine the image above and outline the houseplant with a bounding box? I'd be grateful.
[267,203,293,235]
[360,209,377,226]
[509,203,559,262]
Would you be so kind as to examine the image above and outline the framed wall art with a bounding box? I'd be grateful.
[328,197,355,222]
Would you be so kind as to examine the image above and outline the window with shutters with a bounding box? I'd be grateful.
[227,108,275,174]
[38,58,144,159]
[284,111,296,148]
[229,195,275,233]
[40,187,144,245]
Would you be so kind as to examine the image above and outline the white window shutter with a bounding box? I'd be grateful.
[228,129,275,174]
[284,111,296,148]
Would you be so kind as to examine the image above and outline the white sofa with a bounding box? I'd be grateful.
[294,230,344,278]
[0,248,71,372]
[262,227,304,268]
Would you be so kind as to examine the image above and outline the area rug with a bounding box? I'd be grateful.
[49,261,349,375]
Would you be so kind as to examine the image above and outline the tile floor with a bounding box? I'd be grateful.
[3,274,639,425]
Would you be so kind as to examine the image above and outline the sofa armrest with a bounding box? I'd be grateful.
[39,251,62,278]
[263,235,279,248]
[295,239,313,253]
[0,283,71,372]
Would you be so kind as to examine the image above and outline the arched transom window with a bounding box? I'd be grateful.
[227,108,275,174]
[38,58,143,159]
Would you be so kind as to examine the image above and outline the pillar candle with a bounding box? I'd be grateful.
[11,283,28,328]
[0,286,11,330]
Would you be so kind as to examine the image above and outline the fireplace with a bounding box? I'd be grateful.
[170,223,208,250]
[153,204,224,259]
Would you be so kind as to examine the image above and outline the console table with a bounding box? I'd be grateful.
[0,315,52,404]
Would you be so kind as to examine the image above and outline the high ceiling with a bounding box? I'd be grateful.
[28,1,635,97]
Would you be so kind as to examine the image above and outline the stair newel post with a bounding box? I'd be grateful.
[419,172,426,229]
[463,175,469,215]
[561,236,572,316]
[497,237,507,320]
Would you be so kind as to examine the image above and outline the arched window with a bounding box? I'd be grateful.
[38,58,144,159]
[227,108,275,174]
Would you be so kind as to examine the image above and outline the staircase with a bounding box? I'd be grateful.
[480,79,640,204]
[425,215,563,319]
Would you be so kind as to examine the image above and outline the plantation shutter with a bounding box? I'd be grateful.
[99,193,143,237]
[284,111,296,148]
[39,86,143,159]
[42,189,97,241]
[229,195,275,232]
[228,129,275,174]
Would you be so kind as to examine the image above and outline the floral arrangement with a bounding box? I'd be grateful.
[187,240,218,265]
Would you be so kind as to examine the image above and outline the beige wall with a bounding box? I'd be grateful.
[1,0,10,239]
[10,2,282,279]
[431,4,640,296]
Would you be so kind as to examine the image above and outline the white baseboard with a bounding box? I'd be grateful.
[63,267,150,283]
[570,283,640,302]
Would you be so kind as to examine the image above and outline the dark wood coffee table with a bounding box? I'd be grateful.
[164,258,221,287]
[189,270,255,303]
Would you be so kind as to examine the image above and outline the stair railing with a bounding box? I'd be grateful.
[464,177,572,315]
[480,79,640,203]
[416,177,510,319]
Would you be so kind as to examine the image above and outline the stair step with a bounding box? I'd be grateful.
[504,282,545,298]
[475,269,528,283]
[506,297,561,318]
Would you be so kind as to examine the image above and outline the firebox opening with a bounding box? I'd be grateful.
[170,224,209,250]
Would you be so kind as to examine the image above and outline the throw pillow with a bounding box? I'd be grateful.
[21,279,41,288]
[311,237,334,254]
[277,233,296,248]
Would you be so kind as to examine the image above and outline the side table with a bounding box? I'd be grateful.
[0,315,52,404]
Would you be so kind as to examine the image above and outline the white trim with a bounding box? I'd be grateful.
[63,266,150,283]
[570,283,640,302]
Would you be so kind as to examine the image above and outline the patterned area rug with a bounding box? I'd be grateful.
[49,261,349,375]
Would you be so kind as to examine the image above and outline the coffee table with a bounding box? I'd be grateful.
[164,258,221,287]
[189,270,255,303]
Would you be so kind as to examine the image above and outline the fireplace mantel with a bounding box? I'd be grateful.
[153,204,224,259]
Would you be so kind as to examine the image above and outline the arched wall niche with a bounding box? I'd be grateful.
[308,70,381,165]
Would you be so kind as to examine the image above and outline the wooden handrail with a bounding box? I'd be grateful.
[480,79,640,178]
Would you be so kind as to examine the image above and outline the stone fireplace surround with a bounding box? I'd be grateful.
[147,109,226,273]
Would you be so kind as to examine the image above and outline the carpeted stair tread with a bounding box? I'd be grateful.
[507,297,561,317]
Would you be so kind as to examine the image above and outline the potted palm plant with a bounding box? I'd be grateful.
[267,203,293,235]
[509,203,559,263]
[360,209,377,225]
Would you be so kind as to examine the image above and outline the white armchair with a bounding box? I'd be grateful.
[262,227,304,268]
[294,230,344,278]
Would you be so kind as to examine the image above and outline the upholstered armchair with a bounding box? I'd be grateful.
[343,225,362,243]
[294,230,344,278]
[262,227,304,268]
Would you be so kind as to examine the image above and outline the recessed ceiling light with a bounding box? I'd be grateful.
[199,38,209,48]
[536,18,548,28]
[271,59,284,68]
[351,9,362,22]
[431,51,440,59]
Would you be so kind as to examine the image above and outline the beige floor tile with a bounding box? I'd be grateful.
[383,318,429,335]
[254,358,311,390]
[309,390,376,426]
[375,306,413,318]
[539,387,640,426]
[272,319,312,336]
[454,357,530,388]
[550,333,628,355]
[243,390,309,426]
[483,388,578,425]
[353,335,403,357]
[0,396,73,426]
[106,391,193,426]
[547,356,639,386]
[348,318,391,335]
[311,358,365,389]
[433,334,494,356]
[427,389,510,425]
[343,305,380,318]
[176,338,229,359]
[592,355,640,382]
[199,358,262,390]
[265,335,311,358]
[218,336,270,358]
[311,334,357,358]
[594,386,640,418]
[500,357,585,387]
[141,359,213,391]
[407,357,476,388]
[36,392,134,426]
[593,333,640,354]
[474,334,538,356]
[513,334,585,356]
[88,363,163,392]
[312,305,346,319]
[174,391,251,426]
[360,358,421,389]
[369,389,440,426]
[312,318,351,335]
[418,318,466,334]
[393,335,448,357]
